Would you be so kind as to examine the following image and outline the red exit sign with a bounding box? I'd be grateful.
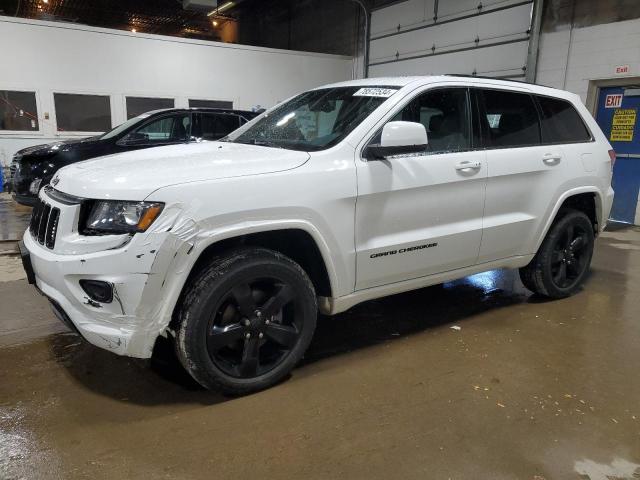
[615,65,630,75]
[605,94,623,108]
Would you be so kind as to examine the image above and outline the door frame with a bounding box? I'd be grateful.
[586,76,640,117]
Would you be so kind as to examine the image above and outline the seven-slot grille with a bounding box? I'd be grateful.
[29,198,61,249]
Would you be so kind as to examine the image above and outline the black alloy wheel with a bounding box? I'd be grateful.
[519,209,595,299]
[175,247,317,395]
[549,222,590,289]
[206,279,301,378]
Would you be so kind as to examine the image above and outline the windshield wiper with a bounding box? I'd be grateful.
[237,139,284,149]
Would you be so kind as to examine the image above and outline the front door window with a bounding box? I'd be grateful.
[122,114,191,145]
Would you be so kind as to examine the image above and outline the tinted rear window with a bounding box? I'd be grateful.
[200,113,240,140]
[481,90,541,148]
[537,96,592,143]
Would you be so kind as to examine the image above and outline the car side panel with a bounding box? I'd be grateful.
[141,143,359,331]
[478,144,575,262]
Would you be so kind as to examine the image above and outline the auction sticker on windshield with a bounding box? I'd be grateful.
[353,87,398,98]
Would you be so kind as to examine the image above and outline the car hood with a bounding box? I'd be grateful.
[17,137,101,157]
[54,141,310,200]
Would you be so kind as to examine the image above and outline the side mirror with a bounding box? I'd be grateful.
[364,121,428,160]
[118,131,149,146]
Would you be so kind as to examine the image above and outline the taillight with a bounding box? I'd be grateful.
[608,149,616,170]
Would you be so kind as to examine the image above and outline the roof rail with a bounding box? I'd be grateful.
[442,74,561,90]
[443,73,531,84]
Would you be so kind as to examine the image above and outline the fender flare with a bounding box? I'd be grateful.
[532,186,603,253]
[191,219,340,292]
[155,219,342,330]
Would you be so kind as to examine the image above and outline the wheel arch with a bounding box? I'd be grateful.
[168,223,337,328]
[533,187,603,253]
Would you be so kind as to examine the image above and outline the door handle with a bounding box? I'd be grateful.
[455,160,482,172]
[542,154,562,166]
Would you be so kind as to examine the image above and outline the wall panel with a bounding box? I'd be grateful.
[0,16,353,166]
[369,0,533,79]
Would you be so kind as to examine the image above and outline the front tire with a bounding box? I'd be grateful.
[519,209,595,298]
[175,247,317,395]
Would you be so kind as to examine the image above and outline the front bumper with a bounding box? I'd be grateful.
[12,192,38,207]
[21,241,78,334]
[20,189,185,358]
[23,231,165,357]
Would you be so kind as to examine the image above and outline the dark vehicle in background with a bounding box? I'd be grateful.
[9,107,259,205]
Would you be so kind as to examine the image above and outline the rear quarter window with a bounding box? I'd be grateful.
[536,96,592,144]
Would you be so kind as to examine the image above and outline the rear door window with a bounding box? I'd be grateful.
[480,89,541,148]
[536,96,592,144]
[199,113,240,140]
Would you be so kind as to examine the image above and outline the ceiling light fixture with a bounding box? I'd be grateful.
[207,1,234,16]
[42,0,49,3]
[131,28,137,32]
[212,20,218,26]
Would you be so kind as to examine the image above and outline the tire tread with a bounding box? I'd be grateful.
[174,247,316,395]
[519,209,594,299]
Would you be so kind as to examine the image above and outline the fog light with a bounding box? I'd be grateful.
[79,280,113,303]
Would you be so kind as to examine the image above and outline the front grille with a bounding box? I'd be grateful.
[29,198,60,249]
[8,162,18,190]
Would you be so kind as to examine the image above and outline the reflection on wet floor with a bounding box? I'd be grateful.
[1,222,639,478]
[575,458,640,480]
[0,193,31,241]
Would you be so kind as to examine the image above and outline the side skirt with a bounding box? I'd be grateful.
[318,254,535,315]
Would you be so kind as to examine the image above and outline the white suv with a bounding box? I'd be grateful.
[20,76,615,394]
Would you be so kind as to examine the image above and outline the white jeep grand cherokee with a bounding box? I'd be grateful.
[21,76,615,394]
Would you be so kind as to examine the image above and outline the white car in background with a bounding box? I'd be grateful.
[20,76,614,394]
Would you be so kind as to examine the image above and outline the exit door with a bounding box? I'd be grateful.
[595,86,640,224]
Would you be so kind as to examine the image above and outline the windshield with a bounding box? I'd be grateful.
[225,86,399,151]
[99,114,150,140]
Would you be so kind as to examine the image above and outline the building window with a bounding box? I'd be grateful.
[54,93,111,132]
[0,90,39,131]
[189,99,233,109]
[126,97,175,119]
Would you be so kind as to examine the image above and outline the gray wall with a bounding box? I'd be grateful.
[238,0,361,56]
[542,0,640,31]
[536,0,640,102]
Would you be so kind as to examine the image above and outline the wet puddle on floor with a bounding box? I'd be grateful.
[575,458,640,480]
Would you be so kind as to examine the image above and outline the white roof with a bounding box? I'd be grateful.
[316,75,573,100]
[317,76,435,89]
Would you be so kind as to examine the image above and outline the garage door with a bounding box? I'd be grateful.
[369,0,534,80]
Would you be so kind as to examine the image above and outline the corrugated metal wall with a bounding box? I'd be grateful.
[368,0,534,79]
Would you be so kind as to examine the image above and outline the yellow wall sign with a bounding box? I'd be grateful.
[610,108,636,142]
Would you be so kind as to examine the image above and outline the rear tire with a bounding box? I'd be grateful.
[175,247,317,395]
[519,209,594,299]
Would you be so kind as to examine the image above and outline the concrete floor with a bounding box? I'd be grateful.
[1,195,640,480]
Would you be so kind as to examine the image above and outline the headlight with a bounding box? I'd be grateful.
[29,178,42,194]
[84,200,164,234]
